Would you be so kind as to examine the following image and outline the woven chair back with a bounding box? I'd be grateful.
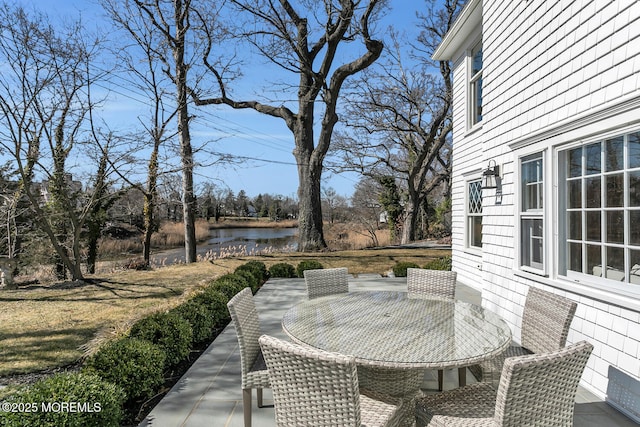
[304,267,349,299]
[521,287,577,354]
[494,340,593,427]
[407,268,457,300]
[227,288,262,381]
[259,334,361,427]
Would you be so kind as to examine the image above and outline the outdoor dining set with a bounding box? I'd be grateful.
[227,267,592,427]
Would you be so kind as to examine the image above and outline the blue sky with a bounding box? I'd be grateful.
[17,1,426,200]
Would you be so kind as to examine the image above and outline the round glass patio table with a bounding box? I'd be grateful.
[281,291,512,426]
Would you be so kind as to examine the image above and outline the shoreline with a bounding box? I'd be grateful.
[207,218,298,229]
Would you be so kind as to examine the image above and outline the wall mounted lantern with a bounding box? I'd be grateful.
[481,159,500,189]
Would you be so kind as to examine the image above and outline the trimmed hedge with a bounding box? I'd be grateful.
[192,287,230,324]
[234,269,259,293]
[129,312,193,367]
[83,337,165,402]
[210,274,249,299]
[424,256,452,271]
[268,262,296,278]
[0,259,322,427]
[392,261,420,277]
[235,260,269,283]
[296,260,324,278]
[0,372,125,427]
[171,300,215,344]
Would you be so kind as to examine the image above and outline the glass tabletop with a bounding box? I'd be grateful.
[282,291,512,369]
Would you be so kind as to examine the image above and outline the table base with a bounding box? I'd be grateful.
[358,366,425,427]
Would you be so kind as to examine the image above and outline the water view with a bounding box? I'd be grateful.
[151,227,298,264]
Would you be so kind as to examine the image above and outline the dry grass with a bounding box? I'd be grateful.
[0,247,449,377]
[324,224,392,250]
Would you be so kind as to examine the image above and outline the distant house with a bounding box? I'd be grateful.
[433,0,640,413]
[36,173,83,205]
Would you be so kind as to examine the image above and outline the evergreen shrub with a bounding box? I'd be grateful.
[129,312,192,367]
[192,288,230,324]
[392,261,420,277]
[296,260,324,278]
[0,372,124,427]
[211,274,248,299]
[234,268,259,293]
[423,256,452,271]
[83,337,165,402]
[236,261,269,282]
[268,262,296,278]
[171,300,214,344]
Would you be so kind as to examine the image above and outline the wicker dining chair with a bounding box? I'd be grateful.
[415,340,593,427]
[407,268,457,391]
[227,288,271,427]
[407,268,457,300]
[303,267,349,299]
[258,334,401,427]
[469,286,577,386]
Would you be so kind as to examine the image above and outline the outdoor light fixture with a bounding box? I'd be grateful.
[481,159,500,189]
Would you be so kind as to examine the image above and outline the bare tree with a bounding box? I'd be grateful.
[192,0,386,251]
[350,177,384,247]
[322,187,348,224]
[102,0,181,267]
[333,0,461,244]
[115,0,227,263]
[0,4,114,281]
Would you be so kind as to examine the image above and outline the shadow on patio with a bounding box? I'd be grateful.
[140,277,638,427]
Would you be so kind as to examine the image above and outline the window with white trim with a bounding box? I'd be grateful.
[469,42,483,127]
[467,179,482,248]
[558,130,640,288]
[520,153,544,272]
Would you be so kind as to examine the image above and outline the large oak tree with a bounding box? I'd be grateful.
[192,0,386,251]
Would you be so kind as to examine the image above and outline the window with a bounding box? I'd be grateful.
[558,131,640,288]
[520,154,544,272]
[469,42,483,127]
[468,180,482,248]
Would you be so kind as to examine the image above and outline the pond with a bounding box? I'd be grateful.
[151,227,298,265]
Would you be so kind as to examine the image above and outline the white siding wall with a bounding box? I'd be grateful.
[450,0,640,399]
[449,51,485,291]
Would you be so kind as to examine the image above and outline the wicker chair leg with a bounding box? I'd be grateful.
[437,370,444,391]
[256,388,264,407]
[242,388,252,427]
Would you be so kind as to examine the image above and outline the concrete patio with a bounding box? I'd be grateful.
[140,276,638,427]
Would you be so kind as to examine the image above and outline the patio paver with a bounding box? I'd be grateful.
[140,276,638,427]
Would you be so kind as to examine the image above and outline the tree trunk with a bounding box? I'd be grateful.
[295,151,326,251]
[143,145,160,265]
[175,2,197,264]
[401,197,417,245]
[142,192,154,265]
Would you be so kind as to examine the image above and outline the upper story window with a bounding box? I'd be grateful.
[558,130,640,291]
[469,42,483,127]
[467,179,483,249]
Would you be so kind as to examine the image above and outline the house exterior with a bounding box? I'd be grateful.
[433,0,640,413]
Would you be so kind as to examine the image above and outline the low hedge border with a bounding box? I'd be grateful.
[0,260,270,426]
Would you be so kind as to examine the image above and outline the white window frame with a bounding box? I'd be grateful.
[519,152,546,274]
[556,128,640,297]
[467,179,483,250]
[468,40,483,129]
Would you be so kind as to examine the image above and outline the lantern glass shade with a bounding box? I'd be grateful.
[482,162,499,189]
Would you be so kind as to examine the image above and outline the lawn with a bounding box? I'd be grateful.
[0,247,449,377]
